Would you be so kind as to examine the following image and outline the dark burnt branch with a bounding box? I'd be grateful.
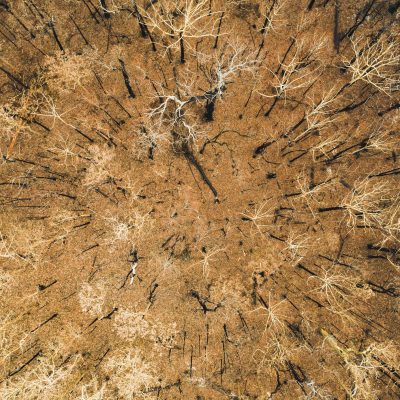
[333,0,340,52]
[369,168,400,177]
[306,0,315,11]
[324,138,368,163]
[48,20,64,52]
[340,0,376,42]
[252,274,258,305]
[181,141,219,202]
[200,129,248,154]
[0,27,18,48]
[213,11,224,49]
[119,269,133,289]
[286,361,307,392]
[296,263,317,276]
[275,37,296,75]
[253,140,275,157]
[37,280,57,292]
[372,355,400,387]
[261,0,277,35]
[132,1,157,51]
[87,0,105,21]
[378,102,400,117]
[318,206,344,212]
[95,348,110,368]
[100,0,111,18]
[100,307,118,320]
[179,32,185,64]
[333,96,370,114]
[367,280,399,298]
[8,350,42,377]
[7,8,34,37]
[256,0,277,58]
[31,313,58,333]
[304,295,324,308]
[264,96,279,117]
[286,322,312,347]
[118,58,135,98]
[190,289,221,314]
[0,65,28,89]
[269,369,283,398]
[70,16,92,47]
[81,0,101,23]
[148,280,159,304]
[133,3,147,37]
[74,127,94,143]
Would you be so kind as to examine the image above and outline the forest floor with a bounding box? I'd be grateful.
[0,0,399,399]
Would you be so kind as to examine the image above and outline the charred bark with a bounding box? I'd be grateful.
[118,58,135,98]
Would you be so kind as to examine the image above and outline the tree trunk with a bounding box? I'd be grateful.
[179,32,185,64]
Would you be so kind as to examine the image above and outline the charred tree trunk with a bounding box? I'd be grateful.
[134,6,147,37]
[132,2,156,51]
[204,98,216,121]
[333,0,340,52]
[70,16,92,47]
[306,0,315,11]
[118,58,135,98]
[0,65,28,89]
[378,102,400,117]
[340,0,376,42]
[180,140,219,202]
[48,20,64,52]
[213,12,224,49]
[264,96,279,117]
[100,0,111,18]
[179,32,185,64]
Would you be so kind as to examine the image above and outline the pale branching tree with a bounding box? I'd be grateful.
[104,350,158,399]
[295,171,336,217]
[0,81,44,159]
[309,130,347,161]
[309,266,374,317]
[241,199,274,237]
[78,378,106,400]
[258,0,288,36]
[258,35,326,116]
[362,125,400,154]
[293,88,340,143]
[344,35,400,95]
[0,352,80,400]
[144,40,258,149]
[140,0,220,63]
[341,178,400,243]
[321,330,399,400]
[281,231,310,264]
[78,282,106,317]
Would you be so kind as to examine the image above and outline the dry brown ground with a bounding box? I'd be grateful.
[0,0,399,399]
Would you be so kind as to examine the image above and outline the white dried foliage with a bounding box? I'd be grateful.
[43,48,115,93]
[78,282,106,317]
[104,350,158,399]
[0,353,79,400]
[82,145,115,187]
[341,178,400,243]
[344,36,400,95]
[113,309,178,349]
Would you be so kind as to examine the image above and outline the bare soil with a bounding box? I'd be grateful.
[0,0,399,399]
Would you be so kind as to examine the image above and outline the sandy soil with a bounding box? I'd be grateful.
[0,0,399,399]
